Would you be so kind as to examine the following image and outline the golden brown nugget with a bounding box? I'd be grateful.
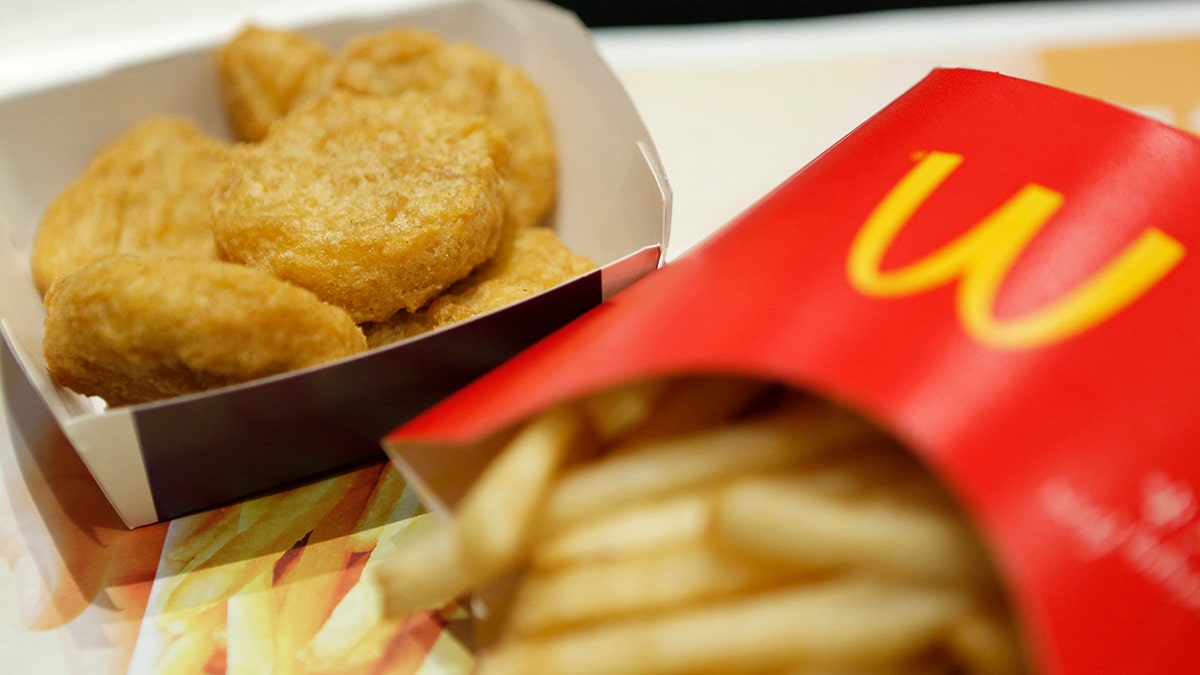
[211,91,509,323]
[314,27,557,230]
[30,116,228,294]
[216,25,333,142]
[43,255,367,406]
[364,227,596,347]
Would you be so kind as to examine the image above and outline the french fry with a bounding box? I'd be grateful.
[804,445,964,515]
[301,513,439,670]
[377,405,581,615]
[945,603,1028,675]
[540,400,875,533]
[778,443,926,499]
[341,619,412,669]
[153,604,226,674]
[272,554,350,667]
[455,404,585,572]
[299,565,387,669]
[236,498,273,533]
[714,475,992,585]
[158,470,361,613]
[156,596,228,641]
[352,610,449,674]
[163,506,242,565]
[767,662,949,675]
[142,465,420,675]
[531,490,713,570]
[345,464,422,553]
[477,577,965,675]
[225,570,276,674]
[579,377,670,441]
[413,624,476,675]
[271,467,381,674]
[506,543,795,638]
[612,374,772,449]
[374,519,474,615]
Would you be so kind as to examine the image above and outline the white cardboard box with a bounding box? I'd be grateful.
[0,0,670,528]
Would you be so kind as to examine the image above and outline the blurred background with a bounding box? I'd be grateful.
[549,0,1046,25]
[2,0,1199,260]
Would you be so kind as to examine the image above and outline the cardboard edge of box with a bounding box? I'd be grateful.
[0,0,671,528]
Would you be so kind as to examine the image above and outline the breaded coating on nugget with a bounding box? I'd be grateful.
[330,30,556,230]
[364,227,596,347]
[308,27,557,230]
[215,25,332,142]
[211,91,509,323]
[30,116,228,294]
[43,256,367,407]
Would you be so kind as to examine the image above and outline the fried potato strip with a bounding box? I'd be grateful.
[376,375,1029,675]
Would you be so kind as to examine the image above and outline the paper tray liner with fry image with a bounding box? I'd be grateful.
[383,68,1200,675]
[0,0,669,528]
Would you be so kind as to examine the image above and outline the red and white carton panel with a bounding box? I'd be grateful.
[384,68,1200,675]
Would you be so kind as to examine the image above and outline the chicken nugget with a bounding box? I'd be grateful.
[43,256,368,407]
[30,116,228,294]
[215,25,333,142]
[211,91,509,323]
[316,27,557,230]
[364,227,596,347]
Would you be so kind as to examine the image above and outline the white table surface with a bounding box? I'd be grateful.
[4,1,1200,671]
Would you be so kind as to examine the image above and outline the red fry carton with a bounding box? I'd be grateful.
[383,68,1200,675]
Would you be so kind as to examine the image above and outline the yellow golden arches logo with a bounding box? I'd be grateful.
[846,151,1185,350]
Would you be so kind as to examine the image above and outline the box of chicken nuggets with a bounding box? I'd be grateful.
[0,0,669,528]
[380,68,1200,675]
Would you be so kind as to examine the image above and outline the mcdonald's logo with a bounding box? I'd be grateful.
[847,151,1185,350]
